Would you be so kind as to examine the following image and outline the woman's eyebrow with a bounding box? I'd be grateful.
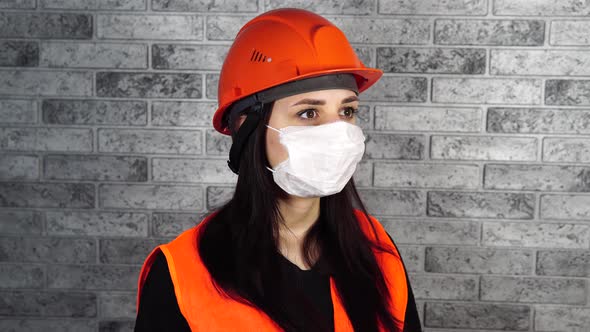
[290,95,359,107]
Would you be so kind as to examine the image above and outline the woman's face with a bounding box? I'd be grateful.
[265,88,359,169]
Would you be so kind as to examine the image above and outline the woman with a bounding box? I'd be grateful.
[134,8,422,332]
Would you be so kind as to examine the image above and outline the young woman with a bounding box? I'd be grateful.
[134,8,422,332]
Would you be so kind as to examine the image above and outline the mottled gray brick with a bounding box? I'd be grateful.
[100,292,135,319]
[352,161,371,187]
[152,158,237,183]
[396,245,424,272]
[267,0,373,14]
[435,19,544,45]
[431,135,537,161]
[152,44,227,70]
[98,129,201,154]
[353,46,373,67]
[0,99,36,123]
[488,107,590,134]
[374,162,479,189]
[0,0,36,8]
[40,42,147,69]
[376,106,481,132]
[0,70,93,96]
[481,276,586,304]
[42,99,147,126]
[0,41,39,67]
[433,78,542,104]
[99,184,203,210]
[97,14,202,40]
[152,212,202,237]
[206,186,233,211]
[100,238,165,264]
[494,0,590,16]
[382,219,479,245]
[0,264,44,288]
[47,264,139,290]
[543,138,590,162]
[540,194,590,220]
[537,250,589,277]
[152,101,215,127]
[0,182,94,208]
[483,221,589,248]
[485,164,590,192]
[44,155,147,181]
[425,246,534,275]
[47,211,148,237]
[546,80,590,105]
[0,210,43,235]
[357,76,427,102]
[154,0,256,12]
[551,21,590,45]
[0,154,38,180]
[0,127,92,152]
[380,0,487,15]
[377,47,485,74]
[99,321,135,332]
[0,319,95,332]
[491,50,590,76]
[535,305,590,331]
[96,72,202,98]
[428,191,534,219]
[0,236,96,264]
[0,291,96,317]
[364,134,424,159]
[425,302,530,330]
[40,0,145,10]
[206,15,255,41]
[205,73,218,100]
[330,17,430,44]
[411,274,478,300]
[358,189,425,216]
[205,129,231,156]
[0,13,92,39]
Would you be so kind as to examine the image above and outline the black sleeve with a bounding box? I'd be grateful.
[385,231,423,332]
[134,250,191,332]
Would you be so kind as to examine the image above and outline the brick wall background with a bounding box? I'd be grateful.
[1,0,589,331]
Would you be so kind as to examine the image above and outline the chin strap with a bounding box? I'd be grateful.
[227,102,264,174]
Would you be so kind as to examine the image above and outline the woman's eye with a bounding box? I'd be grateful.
[297,109,317,120]
[341,106,358,118]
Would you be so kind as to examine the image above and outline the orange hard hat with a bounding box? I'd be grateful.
[213,7,383,136]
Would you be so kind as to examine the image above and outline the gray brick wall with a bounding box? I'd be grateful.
[0,0,589,331]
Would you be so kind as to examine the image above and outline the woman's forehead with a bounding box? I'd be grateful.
[275,88,358,105]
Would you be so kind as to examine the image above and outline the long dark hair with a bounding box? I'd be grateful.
[197,101,403,332]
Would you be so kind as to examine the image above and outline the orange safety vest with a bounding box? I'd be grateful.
[136,209,408,331]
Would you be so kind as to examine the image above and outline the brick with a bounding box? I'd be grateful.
[535,305,590,331]
[484,164,590,191]
[433,78,542,104]
[352,161,371,187]
[97,14,202,40]
[396,245,424,272]
[100,238,165,264]
[0,319,94,332]
[152,101,215,127]
[546,79,590,105]
[99,184,203,210]
[152,44,227,70]
[411,274,478,300]
[425,246,533,274]
[0,210,43,235]
[537,250,590,277]
[0,291,96,317]
[491,50,590,76]
[206,186,233,211]
[47,211,148,237]
[0,41,38,67]
[374,162,479,189]
[44,155,147,182]
[380,0,487,15]
[42,99,147,126]
[0,127,92,152]
[382,219,479,245]
[0,154,38,180]
[431,135,537,161]
[481,275,586,304]
[376,106,481,132]
[40,42,147,69]
[540,194,590,220]
[377,47,485,74]
[267,0,373,14]
[352,46,373,67]
[205,129,231,155]
[153,158,237,183]
[154,0,256,12]
[40,0,145,10]
[330,17,430,44]
[0,236,96,264]
[358,189,425,216]
[152,212,203,237]
[364,134,424,159]
[0,70,92,96]
[205,74,218,100]
[428,191,534,219]
[96,72,202,98]
[47,264,139,290]
[0,264,44,288]
[100,292,135,319]
[551,21,590,46]
[354,105,372,130]
[0,99,36,123]
[0,182,95,208]
[206,15,255,41]
[543,138,590,162]
[487,107,590,134]
[483,221,589,248]
[424,302,530,330]
[99,321,135,332]
[358,76,427,102]
[435,19,544,45]
[98,129,201,154]
[0,0,36,8]
[0,13,92,39]
[494,0,590,16]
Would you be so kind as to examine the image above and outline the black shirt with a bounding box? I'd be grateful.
[134,232,422,332]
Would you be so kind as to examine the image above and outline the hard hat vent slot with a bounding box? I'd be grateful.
[250,49,268,62]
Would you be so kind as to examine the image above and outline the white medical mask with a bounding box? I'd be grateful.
[265,121,366,198]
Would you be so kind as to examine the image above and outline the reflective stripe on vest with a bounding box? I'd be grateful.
[136,209,407,331]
